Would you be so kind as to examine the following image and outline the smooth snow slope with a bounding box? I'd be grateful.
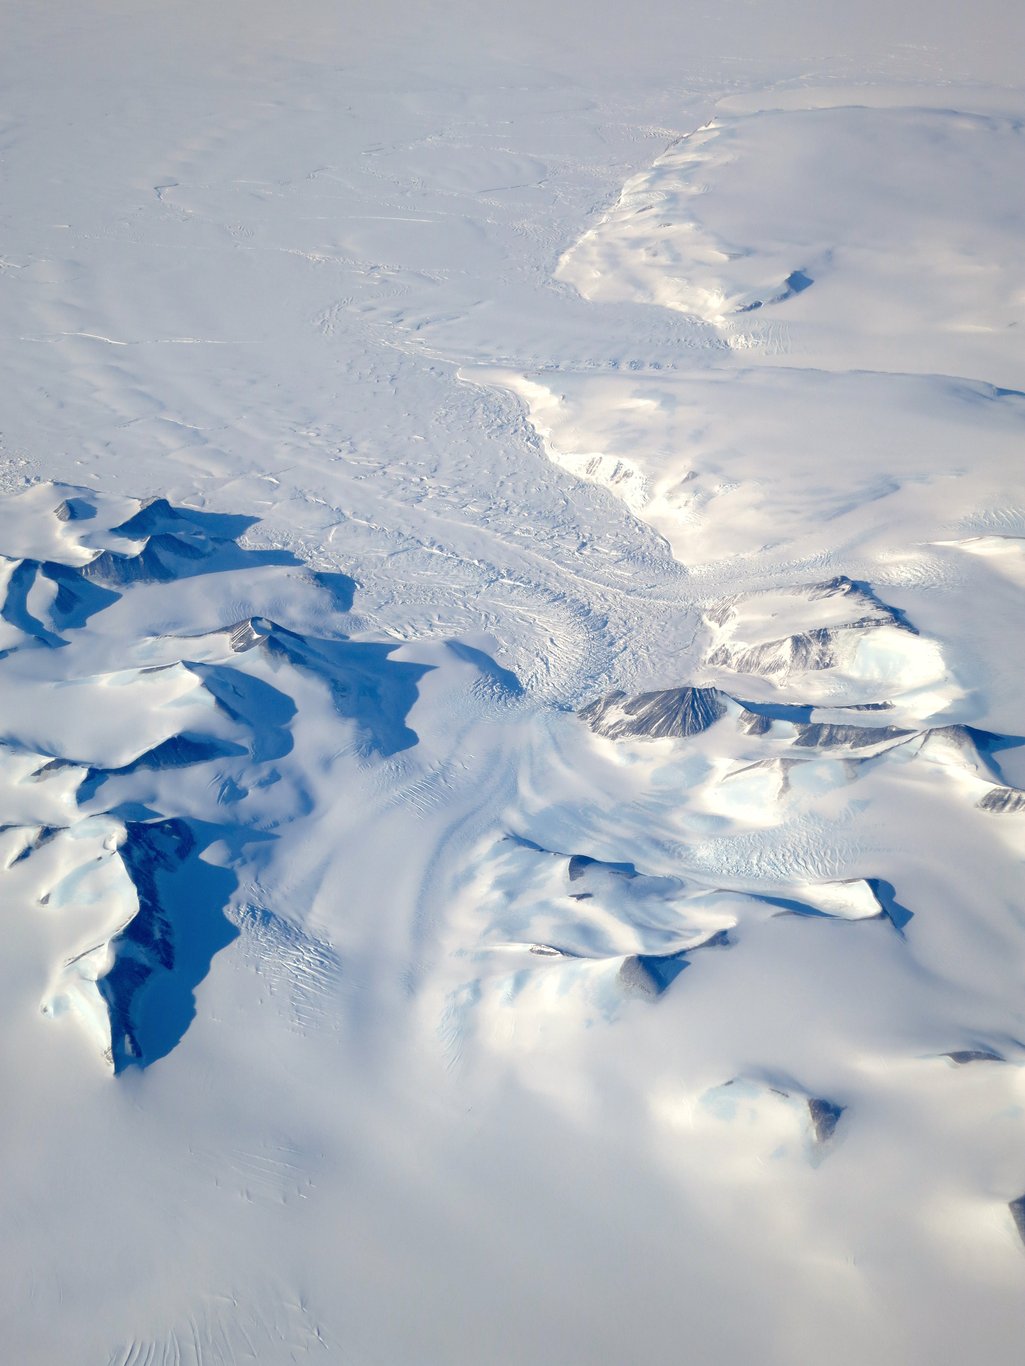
[2,2,1025,1363]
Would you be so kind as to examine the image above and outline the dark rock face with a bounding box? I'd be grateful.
[738,709,774,735]
[227,617,271,652]
[708,628,839,676]
[808,1098,845,1144]
[979,787,1025,814]
[580,686,729,740]
[946,1050,1004,1065]
[1010,1196,1025,1248]
[703,575,921,682]
[807,575,918,635]
[618,951,689,998]
[792,723,912,750]
[54,496,96,522]
[736,268,815,314]
[619,931,731,1000]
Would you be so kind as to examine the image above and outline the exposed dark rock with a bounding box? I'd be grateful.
[979,787,1025,814]
[567,853,637,882]
[619,931,731,1000]
[706,577,919,682]
[227,617,271,652]
[53,497,96,522]
[792,723,913,750]
[808,1098,845,1143]
[619,951,689,998]
[807,575,918,634]
[708,627,838,676]
[580,685,729,740]
[738,709,773,735]
[1009,1196,1025,1248]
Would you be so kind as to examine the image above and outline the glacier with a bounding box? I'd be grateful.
[2,2,1025,1362]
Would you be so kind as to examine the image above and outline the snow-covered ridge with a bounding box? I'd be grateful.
[4,0,1025,1347]
[0,483,447,1071]
[442,656,1025,1029]
[556,102,1025,382]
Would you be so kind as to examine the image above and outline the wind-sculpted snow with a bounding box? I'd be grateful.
[480,365,1025,584]
[438,817,907,1060]
[0,483,435,1071]
[555,103,1025,382]
[431,630,1025,1228]
[4,16,1025,1361]
[698,576,960,716]
[40,817,239,1072]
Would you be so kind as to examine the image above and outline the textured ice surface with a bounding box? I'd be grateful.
[3,3,1025,1363]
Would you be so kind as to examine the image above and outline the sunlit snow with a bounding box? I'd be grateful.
[2,2,1025,1362]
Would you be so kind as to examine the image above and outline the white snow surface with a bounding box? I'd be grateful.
[2,2,1025,1362]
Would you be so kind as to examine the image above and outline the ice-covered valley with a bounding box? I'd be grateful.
[2,2,1025,1362]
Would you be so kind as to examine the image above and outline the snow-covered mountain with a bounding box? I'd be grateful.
[2,2,1025,1362]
